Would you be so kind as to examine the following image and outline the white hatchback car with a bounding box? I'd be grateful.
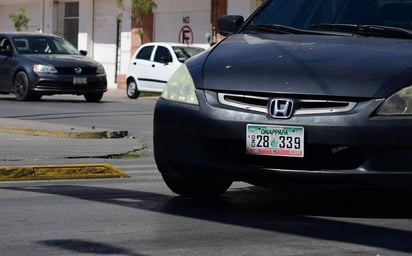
[126,42,206,99]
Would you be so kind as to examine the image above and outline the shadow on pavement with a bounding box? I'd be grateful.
[39,239,146,256]
[3,184,412,254]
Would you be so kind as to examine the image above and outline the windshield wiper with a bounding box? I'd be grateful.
[312,23,412,39]
[245,24,341,36]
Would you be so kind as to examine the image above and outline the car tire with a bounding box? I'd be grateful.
[127,80,140,99]
[161,172,232,197]
[14,71,34,101]
[84,92,104,102]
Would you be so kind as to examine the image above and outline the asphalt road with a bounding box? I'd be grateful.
[1,90,412,256]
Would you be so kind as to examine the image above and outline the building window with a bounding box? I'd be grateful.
[64,2,79,47]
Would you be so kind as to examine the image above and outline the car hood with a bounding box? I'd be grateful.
[201,34,412,98]
[19,54,101,67]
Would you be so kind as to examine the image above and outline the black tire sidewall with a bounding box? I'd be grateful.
[14,71,31,101]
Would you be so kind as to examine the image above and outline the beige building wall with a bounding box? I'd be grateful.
[0,0,42,31]
[227,0,259,18]
[153,0,258,45]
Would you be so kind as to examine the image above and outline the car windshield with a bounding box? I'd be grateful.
[172,46,204,63]
[12,35,80,55]
[245,0,412,38]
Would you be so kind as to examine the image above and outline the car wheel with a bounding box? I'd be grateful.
[161,172,232,197]
[127,80,140,99]
[84,92,104,102]
[14,71,33,101]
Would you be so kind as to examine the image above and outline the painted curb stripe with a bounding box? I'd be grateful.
[0,163,129,181]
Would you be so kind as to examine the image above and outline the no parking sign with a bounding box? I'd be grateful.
[178,25,194,44]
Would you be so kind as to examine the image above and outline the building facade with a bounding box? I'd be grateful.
[0,0,260,88]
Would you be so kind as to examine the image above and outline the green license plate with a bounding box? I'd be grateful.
[246,124,304,157]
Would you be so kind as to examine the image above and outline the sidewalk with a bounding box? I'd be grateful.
[0,87,148,180]
[104,88,127,99]
[0,117,108,138]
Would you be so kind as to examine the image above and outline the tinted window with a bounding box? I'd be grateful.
[154,46,172,63]
[173,46,204,63]
[247,0,412,31]
[0,38,10,49]
[136,46,154,60]
[11,36,79,54]
[13,38,30,53]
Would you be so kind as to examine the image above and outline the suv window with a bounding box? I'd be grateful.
[136,46,154,60]
[154,46,172,63]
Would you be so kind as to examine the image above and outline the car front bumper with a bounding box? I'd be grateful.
[153,90,412,188]
[32,74,107,95]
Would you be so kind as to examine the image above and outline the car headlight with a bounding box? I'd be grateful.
[161,64,198,105]
[96,64,106,74]
[376,86,412,115]
[33,64,57,74]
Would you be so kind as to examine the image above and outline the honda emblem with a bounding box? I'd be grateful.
[268,99,294,119]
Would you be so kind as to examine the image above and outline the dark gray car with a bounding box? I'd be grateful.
[0,32,107,102]
[154,0,412,197]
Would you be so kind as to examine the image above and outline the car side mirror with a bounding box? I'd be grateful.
[218,15,244,36]
[79,50,88,56]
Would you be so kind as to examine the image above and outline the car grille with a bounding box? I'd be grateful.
[217,92,357,115]
[56,67,98,75]
[209,139,366,171]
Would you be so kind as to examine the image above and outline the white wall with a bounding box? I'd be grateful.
[153,0,211,44]
[78,0,93,55]
[42,0,54,34]
[228,0,258,18]
[92,0,125,87]
[119,29,132,77]
[0,1,42,32]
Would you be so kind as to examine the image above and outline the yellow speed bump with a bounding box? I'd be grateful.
[0,163,129,181]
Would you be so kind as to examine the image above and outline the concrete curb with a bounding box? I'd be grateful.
[0,125,109,139]
[0,117,129,139]
[0,163,130,181]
